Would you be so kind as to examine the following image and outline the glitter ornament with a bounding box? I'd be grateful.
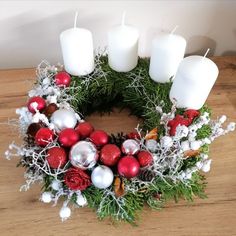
[75,122,94,139]
[55,71,71,87]
[100,144,121,166]
[59,128,79,147]
[160,136,173,148]
[121,139,140,155]
[27,96,46,113]
[118,156,140,179]
[90,130,109,146]
[35,128,54,146]
[46,147,67,168]
[51,109,77,131]
[69,141,98,169]
[137,150,153,167]
[91,165,114,189]
[41,192,52,203]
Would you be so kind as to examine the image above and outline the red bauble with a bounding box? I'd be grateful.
[27,96,46,113]
[35,128,54,146]
[46,147,67,169]
[75,122,94,139]
[90,130,109,146]
[100,144,121,166]
[55,71,71,87]
[127,132,141,140]
[58,128,79,147]
[118,156,140,179]
[137,150,153,167]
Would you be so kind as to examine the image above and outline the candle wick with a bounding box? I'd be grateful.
[203,48,210,58]
[170,25,179,35]
[122,11,126,26]
[74,11,78,28]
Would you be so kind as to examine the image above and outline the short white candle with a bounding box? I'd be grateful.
[60,12,94,76]
[169,51,219,109]
[149,27,186,83]
[108,12,139,72]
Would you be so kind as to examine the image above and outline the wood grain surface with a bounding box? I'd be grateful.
[0,57,235,236]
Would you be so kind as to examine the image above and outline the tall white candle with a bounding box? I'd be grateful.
[60,13,94,76]
[149,28,186,83]
[169,52,219,109]
[108,12,139,72]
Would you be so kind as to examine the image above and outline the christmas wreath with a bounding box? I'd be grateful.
[5,54,235,224]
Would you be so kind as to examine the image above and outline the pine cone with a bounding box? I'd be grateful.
[109,132,127,147]
[138,169,155,182]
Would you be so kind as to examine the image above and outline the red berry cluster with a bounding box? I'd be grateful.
[167,109,200,136]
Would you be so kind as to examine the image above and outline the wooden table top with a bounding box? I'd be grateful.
[0,56,235,236]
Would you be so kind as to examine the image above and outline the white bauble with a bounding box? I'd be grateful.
[190,141,202,150]
[50,109,77,131]
[91,165,114,189]
[201,159,212,173]
[76,194,87,207]
[181,140,190,151]
[41,192,52,203]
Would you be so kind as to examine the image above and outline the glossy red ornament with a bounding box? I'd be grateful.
[55,71,71,87]
[46,147,67,169]
[90,130,109,146]
[118,156,140,179]
[167,115,191,136]
[75,122,94,139]
[137,150,153,167]
[35,128,54,146]
[58,128,79,147]
[127,132,141,140]
[100,144,121,166]
[27,96,46,113]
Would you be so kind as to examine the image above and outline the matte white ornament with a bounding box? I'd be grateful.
[59,206,71,221]
[149,28,186,83]
[50,109,77,131]
[227,122,236,131]
[41,192,52,203]
[76,194,87,207]
[170,53,219,109]
[175,125,189,138]
[91,165,114,189]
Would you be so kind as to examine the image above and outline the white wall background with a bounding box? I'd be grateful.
[0,0,235,69]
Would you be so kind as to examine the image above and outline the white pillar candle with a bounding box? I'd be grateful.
[60,13,94,76]
[149,27,186,83]
[169,52,219,109]
[108,12,139,72]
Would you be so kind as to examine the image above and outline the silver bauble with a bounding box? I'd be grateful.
[69,141,98,169]
[91,165,114,189]
[50,109,77,131]
[145,139,158,152]
[121,139,140,155]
